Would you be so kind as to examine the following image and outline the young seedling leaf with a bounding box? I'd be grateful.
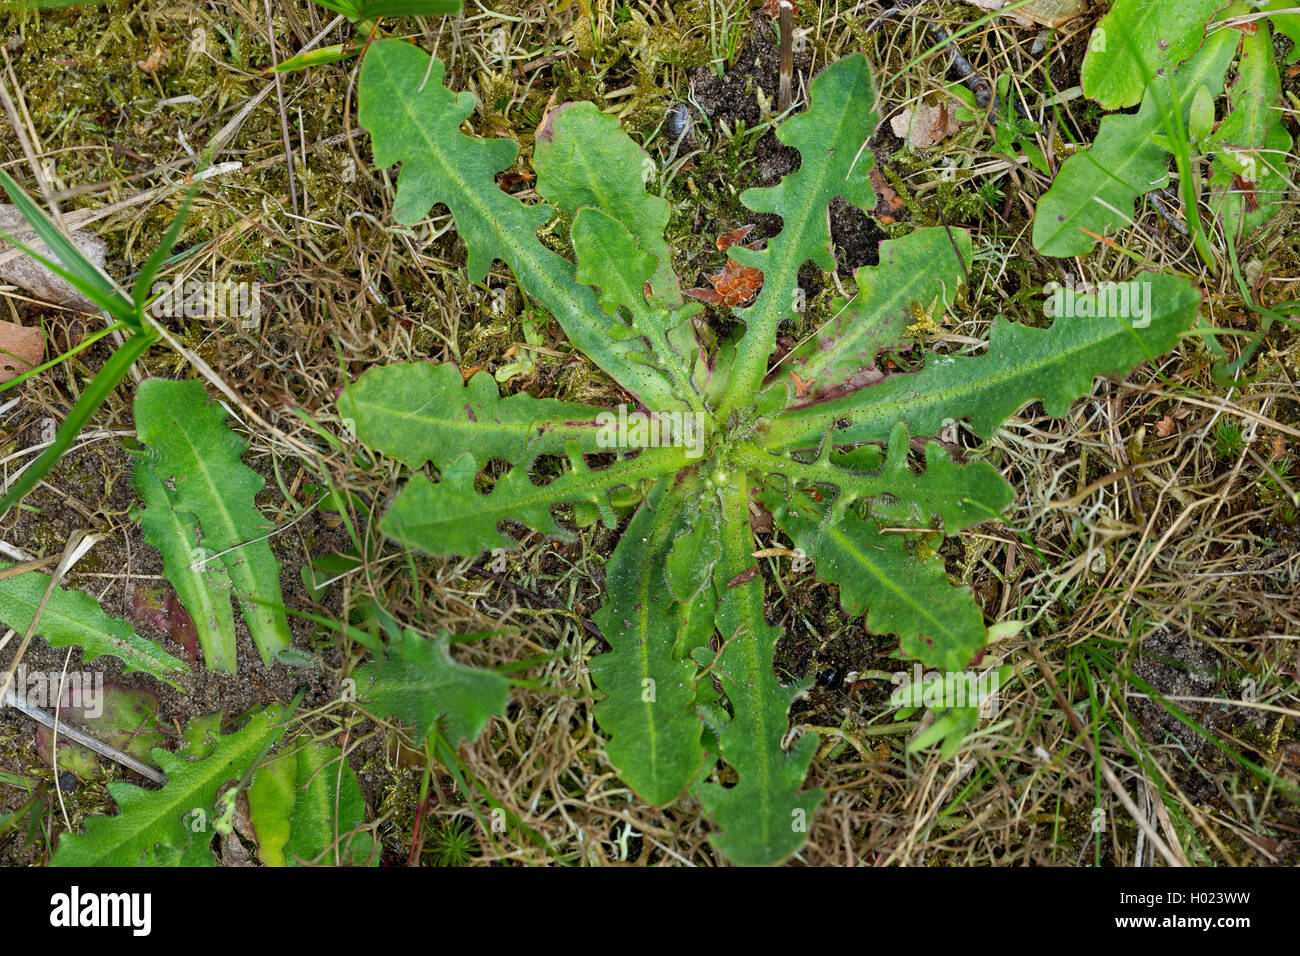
[569,207,707,401]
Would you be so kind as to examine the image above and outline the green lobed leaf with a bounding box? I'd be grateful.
[772,227,972,405]
[535,101,682,307]
[340,361,612,470]
[134,378,291,666]
[1033,27,1238,257]
[719,53,880,416]
[589,480,710,806]
[380,444,689,557]
[133,461,239,674]
[759,495,990,673]
[0,567,188,688]
[357,40,683,410]
[51,703,293,866]
[1079,0,1223,110]
[357,628,509,747]
[569,207,706,404]
[748,422,1013,534]
[746,424,1011,669]
[691,478,823,866]
[764,273,1202,452]
[1209,23,1293,237]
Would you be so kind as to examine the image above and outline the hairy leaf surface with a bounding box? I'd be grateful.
[692,478,822,866]
[358,40,682,409]
[249,740,371,866]
[381,445,688,557]
[535,101,682,306]
[357,628,509,746]
[747,425,1011,669]
[765,274,1202,452]
[1034,28,1237,257]
[589,480,710,806]
[570,207,706,403]
[340,362,611,469]
[133,462,239,674]
[52,703,292,866]
[0,567,187,687]
[135,379,291,666]
[773,227,971,404]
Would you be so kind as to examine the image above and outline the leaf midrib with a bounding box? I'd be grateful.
[375,50,678,411]
[766,305,1182,449]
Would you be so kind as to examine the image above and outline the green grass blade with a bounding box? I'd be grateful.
[0,167,133,321]
[0,329,156,516]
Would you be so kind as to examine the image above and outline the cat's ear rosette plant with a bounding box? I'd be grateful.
[344,39,1202,864]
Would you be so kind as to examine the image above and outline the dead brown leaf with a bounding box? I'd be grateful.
[685,225,764,308]
[136,45,169,75]
[0,320,44,383]
[890,100,962,149]
[963,0,1085,28]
